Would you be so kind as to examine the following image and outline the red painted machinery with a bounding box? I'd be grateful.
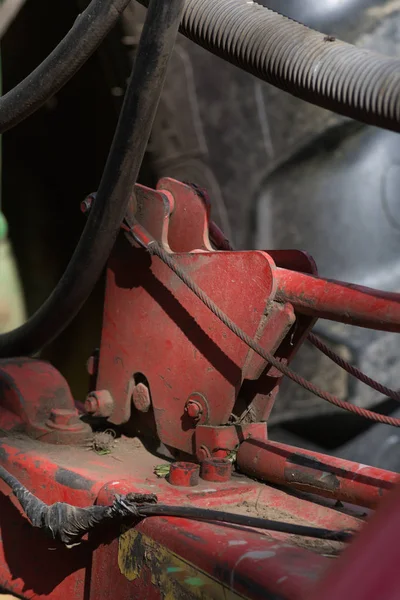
[2,0,400,598]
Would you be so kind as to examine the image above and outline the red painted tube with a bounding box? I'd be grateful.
[168,461,200,487]
[274,267,400,332]
[236,439,399,509]
[308,481,400,600]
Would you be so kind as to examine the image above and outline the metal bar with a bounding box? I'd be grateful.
[274,267,400,332]
[308,481,400,600]
[0,438,330,600]
[236,439,400,509]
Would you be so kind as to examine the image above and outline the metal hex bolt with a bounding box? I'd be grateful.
[84,390,114,418]
[132,382,151,413]
[185,398,203,419]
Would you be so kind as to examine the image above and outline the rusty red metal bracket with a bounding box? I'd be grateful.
[96,178,317,457]
[0,178,399,599]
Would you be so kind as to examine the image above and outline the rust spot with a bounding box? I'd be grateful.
[285,453,340,493]
[179,530,204,543]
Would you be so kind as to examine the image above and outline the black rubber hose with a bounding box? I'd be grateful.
[140,504,353,542]
[0,0,132,134]
[137,0,400,132]
[0,0,185,357]
[4,0,400,135]
[0,465,352,544]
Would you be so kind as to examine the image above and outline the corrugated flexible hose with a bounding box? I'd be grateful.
[138,0,400,132]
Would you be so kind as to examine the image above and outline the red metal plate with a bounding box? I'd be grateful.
[0,434,362,600]
[98,246,277,453]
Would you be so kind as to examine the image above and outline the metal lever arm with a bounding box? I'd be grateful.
[275,268,400,332]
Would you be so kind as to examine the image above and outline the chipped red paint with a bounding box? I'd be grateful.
[200,458,232,482]
[168,462,200,487]
[237,439,399,509]
[0,358,91,444]
[0,433,362,599]
[0,179,399,598]
[275,267,400,332]
[96,181,315,456]
[309,482,400,600]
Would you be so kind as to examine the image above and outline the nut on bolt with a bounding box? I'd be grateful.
[46,408,83,431]
[84,390,114,418]
[185,397,203,419]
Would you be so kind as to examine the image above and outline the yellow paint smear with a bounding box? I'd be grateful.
[118,527,247,600]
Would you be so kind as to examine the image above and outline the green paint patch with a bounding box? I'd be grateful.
[166,566,184,573]
[184,577,205,587]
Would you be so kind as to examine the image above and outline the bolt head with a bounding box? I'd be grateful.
[185,399,202,419]
[132,382,151,413]
[84,395,98,414]
[46,408,83,431]
[85,390,114,418]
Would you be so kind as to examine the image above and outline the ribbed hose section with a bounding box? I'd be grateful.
[138,0,400,132]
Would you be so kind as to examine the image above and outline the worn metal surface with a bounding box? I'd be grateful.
[96,180,315,455]
[143,0,400,428]
[275,268,400,332]
[0,431,362,599]
[200,458,232,483]
[96,177,400,457]
[309,476,400,600]
[0,358,91,444]
[237,439,399,509]
[168,462,200,487]
[0,164,398,597]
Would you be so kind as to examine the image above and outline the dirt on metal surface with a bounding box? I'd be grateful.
[219,498,344,557]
